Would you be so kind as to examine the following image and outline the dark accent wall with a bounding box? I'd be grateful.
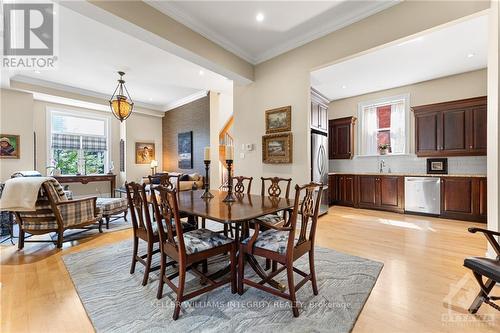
[162,95,209,174]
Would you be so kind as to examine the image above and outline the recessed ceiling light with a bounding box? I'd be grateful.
[467,53,475,58]
[149,97,153,101]
[199,70,204,76]
[341,85,347,89]
[34,70,41,74]
[256,13,264,22]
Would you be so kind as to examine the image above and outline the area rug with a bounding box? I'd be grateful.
[62,239,383,333]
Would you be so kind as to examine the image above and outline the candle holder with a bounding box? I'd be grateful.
[201,160,214,199]
[222,159,236,202]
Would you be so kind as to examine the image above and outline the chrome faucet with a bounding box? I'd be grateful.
[379,159,386,173]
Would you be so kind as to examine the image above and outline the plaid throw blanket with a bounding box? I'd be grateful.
[0,177,59,212]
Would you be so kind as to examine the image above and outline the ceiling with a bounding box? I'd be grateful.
[147,0,399,64]
[1,4,232,111]
[311,14,488,101]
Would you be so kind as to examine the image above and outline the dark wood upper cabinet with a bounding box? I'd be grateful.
[311,88,329,133]
[413,96,487,157]
[329,116,356,159]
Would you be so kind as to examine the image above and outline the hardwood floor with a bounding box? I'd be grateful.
[1,206,498,332]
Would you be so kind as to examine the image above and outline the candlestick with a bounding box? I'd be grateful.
[201,160,214,199]
[223,159,236,202]
[204,147,210,161]
[225,145,234,161]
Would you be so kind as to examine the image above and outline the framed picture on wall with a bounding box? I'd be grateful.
[265,106,291,133]
[262,132,293,164]
[0,134,20,159]
[135,142,155,164]
[178,131,193,169]
[427,158,448,174]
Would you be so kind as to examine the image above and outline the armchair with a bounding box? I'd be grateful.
[463,227,500,313]
[15,179,102,249]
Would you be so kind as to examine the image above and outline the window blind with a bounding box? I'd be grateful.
[82,136,107,151]
[51,133,80,150]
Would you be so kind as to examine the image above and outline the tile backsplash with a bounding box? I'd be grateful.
[329,155,486,175]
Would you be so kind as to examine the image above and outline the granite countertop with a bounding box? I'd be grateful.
[328,172,486,178]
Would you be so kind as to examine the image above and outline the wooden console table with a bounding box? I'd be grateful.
[54,174,117,198]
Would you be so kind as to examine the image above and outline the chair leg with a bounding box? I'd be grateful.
[238,245,245,295]
[157,252,166,299]
[309,250,318,295]
[173,263,186,320]
[142,241,153,286]
[271,260,278,272]
[286,263,299,317]
[105,216,110,229]
[265,258,271,270]
[56,230,63,248]
[130,236,138,274]
[202,259,208,273]
[469,276,496,314]
[98,219,103,233]
[224,224,229,237]
[18,228,25,250]
[230,243,237,294]
[201,217,206,229]
[123,211,128,221]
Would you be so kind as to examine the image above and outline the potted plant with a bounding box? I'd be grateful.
[378,144,390,155]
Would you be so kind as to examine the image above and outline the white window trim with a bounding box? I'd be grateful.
[356,93,410,158]
[46,108,111,174]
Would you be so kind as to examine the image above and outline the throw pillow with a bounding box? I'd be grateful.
[189,173,200,181]
[179,174,190,181]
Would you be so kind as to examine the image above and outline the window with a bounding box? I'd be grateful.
[49,111,109,175]
[358,94,409,156]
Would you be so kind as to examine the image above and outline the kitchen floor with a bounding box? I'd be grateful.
[1,207,498,332]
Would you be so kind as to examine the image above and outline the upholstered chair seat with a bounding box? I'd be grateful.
[178,228,234,254]
[241,229,297,255]
[251,213,284,226]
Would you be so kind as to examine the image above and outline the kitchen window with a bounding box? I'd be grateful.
[48,110,109,175]
[358,94,409,156]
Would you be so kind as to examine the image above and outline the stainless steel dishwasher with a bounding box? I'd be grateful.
[404,177,441,215]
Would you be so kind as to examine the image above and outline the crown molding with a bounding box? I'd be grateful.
[164,90,208,111]
[147,1,400,65]
[145,1,258,64]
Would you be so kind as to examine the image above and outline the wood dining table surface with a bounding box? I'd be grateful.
[176,189,294,224]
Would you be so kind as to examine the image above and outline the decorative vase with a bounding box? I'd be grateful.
[380,149,387,155]
[53,168,62,176]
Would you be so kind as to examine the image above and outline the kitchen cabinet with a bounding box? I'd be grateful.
[413,96,487,157]
[441,177,486,222]
[331,174,355,206]
[328,116,356,159]
[358,175,404,213]
[311,88,329,133]
[328,174,337,205]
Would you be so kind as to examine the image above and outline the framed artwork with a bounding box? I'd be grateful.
[427,158,448,174]
[262,132,293,164]
[178,131,193,169]
[0,134,20,159]
[265,106,291,134]
[135,142,155,164]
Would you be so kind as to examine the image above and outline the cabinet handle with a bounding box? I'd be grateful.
[469,145,473,149]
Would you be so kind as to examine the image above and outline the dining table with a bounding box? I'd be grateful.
[176,189,295,291]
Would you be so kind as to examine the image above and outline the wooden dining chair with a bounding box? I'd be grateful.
[151,185,237,320]
[201,175,253,238]
[238,182,324,317]
[125,182,196,286]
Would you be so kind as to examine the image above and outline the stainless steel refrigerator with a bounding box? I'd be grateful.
[311,130,329,215]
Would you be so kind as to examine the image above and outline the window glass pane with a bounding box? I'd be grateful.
[52,114,105,136]
[84,151,105,175]
[376,105,391,128]
[53,149,79,175]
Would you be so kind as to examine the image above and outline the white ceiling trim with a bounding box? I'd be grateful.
[146,1,257,64]
[10,75,165,112]
[164,90,208,112]
[148,1,400,65]
[256,1,399,64]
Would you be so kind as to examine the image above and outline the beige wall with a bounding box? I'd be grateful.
[232,1,489,192]
[125,112,163,185]
[329,69,488,154]
[0,89,35,180]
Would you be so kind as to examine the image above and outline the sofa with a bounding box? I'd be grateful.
[144,172,204,191]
